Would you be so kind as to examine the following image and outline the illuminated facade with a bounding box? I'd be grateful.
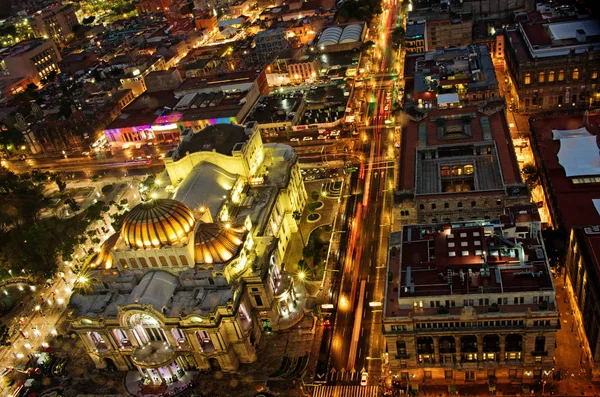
[384,206,558,387]
[0,38,61,85]
[70,123,307,380]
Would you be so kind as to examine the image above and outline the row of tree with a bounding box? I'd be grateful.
[335,0,383,23]
[0,168,109,277]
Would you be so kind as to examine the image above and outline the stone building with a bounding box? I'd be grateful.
[504,19,600,112]
[383,205,558,389]
[69,123,307,381]
[395,102,529,228]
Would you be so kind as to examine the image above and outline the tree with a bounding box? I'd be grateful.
[522,163,540,189]
[391,26,405,48]
[55,176,67,192]
[0,124,25,155]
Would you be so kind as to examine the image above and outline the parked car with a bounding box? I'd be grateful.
[303,136,313,141]
[290,137,300,142]
[317,135,327,140]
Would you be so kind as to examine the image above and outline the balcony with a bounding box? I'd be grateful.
[395,353,409,360]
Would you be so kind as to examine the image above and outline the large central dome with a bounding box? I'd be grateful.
[121,199,196,248]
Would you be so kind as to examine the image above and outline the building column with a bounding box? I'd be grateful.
[136,365,145,377]
[456,338,461,363]
[499,335,506,364]
[477,335,484,362]
[433,337,440,364]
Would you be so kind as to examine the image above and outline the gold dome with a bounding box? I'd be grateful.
[90,233,119,269]
[121,199,196,248]
[194,223,245,264]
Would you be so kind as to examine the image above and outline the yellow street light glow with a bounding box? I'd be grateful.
[298,271,305,280]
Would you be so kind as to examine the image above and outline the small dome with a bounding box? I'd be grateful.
[90,233,119,269]
[121,199,196,248]
[194,222,245,265]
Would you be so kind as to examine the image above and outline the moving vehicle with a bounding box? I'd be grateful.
[303,136,313,141]
[290,137,300,142]
[360,372,368,386]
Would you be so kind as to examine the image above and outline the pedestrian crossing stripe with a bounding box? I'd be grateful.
[311,385,379,397]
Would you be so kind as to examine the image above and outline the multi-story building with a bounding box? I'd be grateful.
[407,10,472,52]
[411,45,499,108]
[456,0,534,21]
[288,58,320,83]
[395,103,529,227]
[253,29,290,61]
[70,123,307,379]
[135,0,175,13]
[31,4,79,44]
[384,205,558,389]
[405,22,425,54]
[0,38,61,85]
[504,19,600,112]
[529,115,600,375]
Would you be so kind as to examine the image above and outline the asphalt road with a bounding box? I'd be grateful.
[316,0,402,386]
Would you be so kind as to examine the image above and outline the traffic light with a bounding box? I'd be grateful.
[396,23,399,27]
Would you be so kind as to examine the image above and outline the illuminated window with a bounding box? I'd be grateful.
[558,70,564,81]
[548,71,554,82]
[572,68,579,80]
[592,70,598,79]
[464,165,474,175]
[538,72,545,83]
[524,73,531,85]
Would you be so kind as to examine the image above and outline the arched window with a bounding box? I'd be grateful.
[169,256,178,266]
[538,72,545,83]
[119,258,127,268]
[548,71,555,82]
[558,70,564,81]
[159,256,168,266]
[129,258,137,268]
[592,70,598,79]
[444,202,449,209]
[572,68,579,80]
[572,94,577,103]
[179,255,189,266]
[457,202,463,208]
[431,203,437,210]
[558,95,563,105]
[419,204,425,210]
[524,73,531,85]
[139,258,148,268]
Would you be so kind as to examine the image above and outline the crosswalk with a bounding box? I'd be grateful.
[311,385,379,397]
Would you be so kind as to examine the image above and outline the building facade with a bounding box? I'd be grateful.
[504,20,600,112]
[384,205,558,389]
[395,103,529,228]
[0,39,61,85]
[564,226,600,375]
[31,4,79,44]
[70,124,308,380]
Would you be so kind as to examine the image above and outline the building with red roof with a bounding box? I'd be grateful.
[396,102,530,227]
[504,18,600,112]
[530,114,600,375]
[383,204,557,385]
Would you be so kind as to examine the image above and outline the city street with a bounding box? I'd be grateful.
[313,0,403,389]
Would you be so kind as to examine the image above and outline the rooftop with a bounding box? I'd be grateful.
[385,208,554,317]
[530,115,600,231]
[244,93,303,124]
[171,123,247,160]
[398,105,522,195]
[508,19,600,62]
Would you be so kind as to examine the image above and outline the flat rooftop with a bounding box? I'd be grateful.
[244,93,303,124]
[171,123,247,160]
[507,19,600,62]
[530,115,600,231]
[385,213,554,317]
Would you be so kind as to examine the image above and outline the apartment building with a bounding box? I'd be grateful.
[384,205,558,390]
[0,39,61,85]
[31,4,79,44]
